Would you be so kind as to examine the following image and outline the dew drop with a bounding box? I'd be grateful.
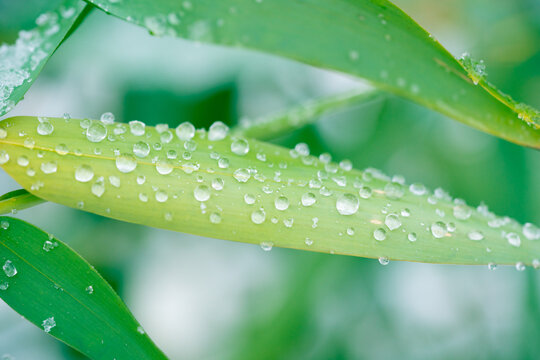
[374,228,386,241]
[91,179,105,197]
[37,120,54,135]
[17,156,29,167]
[156,160,173,175]
[231,138,249,156]
[515,262,526,272]
[385,213,401,231]
[506,232,521,247]
[431,222,446,238]
[274,196,289,211]
[40,161,57,174]
[100,112,115,124]
[523,223,540,240]
[55,144,69,155]
[301,192,316,207]
[133,141,150,158]
[86,121,107,142]
[453,204,471,220]
[211,178,224,191]
[488,263,497,271]
[467,230,484,241]
[194,185,210,202]
[244,193,256,205]
[359,186,372,199]
[251,208,266,224]
[176,122,195,141]
[336,193,359,215]
[116,154,137,173]
[42,317,56,333]
[378,257,389,266]
[3,260,17,277]
[233,168,250,183]
[75,165,94,182]
[129,120,146,136]
[208,121,229,141]
[409,183,427,196]
[0,221,9,230]
[260,241,273,251]
[0,151,9,164]
[155,190,168,202]
[209,212,222,224]
[408,232,417,242]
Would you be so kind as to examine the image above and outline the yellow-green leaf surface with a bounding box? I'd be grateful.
[84,0,540,148]
[0,216,167,359]
[1,116,539,266]
[0,0,88,117]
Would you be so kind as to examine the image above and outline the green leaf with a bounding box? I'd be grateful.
[0,189,45,215]
[0,0,88,117]
[0,216,167,359]
[234,88,383,140]
[83,0,540,148]
[1,116,539,267]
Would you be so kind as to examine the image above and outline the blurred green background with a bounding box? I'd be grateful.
[0,0,539,359]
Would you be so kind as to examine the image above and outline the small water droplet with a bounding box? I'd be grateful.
[3,260,17,277]
[42,317,56,333]
[231,138,249,156]
[431,222,446,238]
[86,121,107,142]
[129,120,146,136]
[301,192,316,207]
[176,122,195,141]
[274,196,289,211]
[378,257,389,265]
[523,223,540,240]
[260,241,273,251]
[408,232,417,242]
[373,228,386,241]
[208,121,229,141]
[515,262,526,272]
[85,285,94,294]
[506,232,521,247]
[233,168,250,182]
[37,119,54,135]
[385,213,401,231]
[75,165,94,182]
[100,112,115,124]
[133,141,150,158]
[467,230,484,241]
[251,208,266,224]
[116,154,137,173]
[194,185,210,202]
[336,193,359,215]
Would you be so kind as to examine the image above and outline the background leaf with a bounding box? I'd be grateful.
[83,0,540,148]
[0,215,167,359]
[0,189,45,214]
[0,116,538,266]
[0,0,88,117]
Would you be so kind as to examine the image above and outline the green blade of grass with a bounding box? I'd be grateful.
[0,216,168,359]
[0,189,46,214]
[233,88,383,140]
[83,0,540,148]
[0,0,88,117]
[1,116,539,267]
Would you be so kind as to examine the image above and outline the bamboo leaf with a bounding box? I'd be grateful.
[83,0,540,148]
[0,189,45,214]
[1,116,539,267]
[0,215,168,359]
[234,88,383,140]
[0,0,88,117]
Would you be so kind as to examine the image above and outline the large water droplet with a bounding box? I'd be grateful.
[2,260,17,277]
[156,160,173,175]
[208,121,229,141]
[194,185,210,202]
[523,223,540,240]
[233,168,250,182]
[274,196,289,211]
[37,119,54,135]
[336,193,359,215]
[129,120,146,136]
[100,112,115,124]
[251,208,266,224]
[301,192,316,207]
[176,122,195,141]
[431,222,446,238]
[231,138,249,156]
[155,190,168,202]
[374,228,386,241]
[385,213,401,230]
[116,154,137,173]
[40,161,57,174]
[75,165,94,182]
[86,121,107,142]
[133,141,150,158]
[378,257,389,265]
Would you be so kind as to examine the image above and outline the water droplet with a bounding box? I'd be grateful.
[233,168,250,183]
[305,237,313,246]
[231,138,249,156]
[40,161,57,174]
[136,175,146,185]
[273,196,289,211]
[155,190,168,202]
[109,176,120,188]
[408,232,417,242]
[129,120,146,136]
[208,121,229,141]
[401,208,411,217]
[506,232,521,247]
[0,281,8,290]
[0,151,9,164]
[43,240,58,252]
[409,183,427,196]
[86,121,107,142]
[176,122,195,141]
[55,144,68,155]
[347,227,355,235]
[42,317,56,333]
[100,112,115,124]
[385,213,401,230]
[359,186,372,199]
[133,141,150,158]
[139,193,148,202]
[431,222,446,238]
[85,285,94,294]
[116,154,137,173]
[374,228,386,241]
[533,259,540,270]
[251,208,266,224]
[1,221,9,230]
[488,263,497,271]
[301,192,316,207]
[211,178,224,191]
[156,160,173,175]
[336,193,359,215]
[378,257,389,265]
[515,262,525,272]
[0,128,6,139]
[453,204,471,220]
[260,241,273,251]
[523,223,540,240]
[194,185,210,202]
[467,230,484,241]
[384,182,404,199]
[244,193,256,205]
[91,178,105,197]
[210,212,222,224]
[37,120,54,135]
[2,260,17,277]
[218,158,230,169]
[75,165,94,182]
[17,155,29,167]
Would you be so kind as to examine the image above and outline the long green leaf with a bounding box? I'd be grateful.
[0,0,88,117]
[234,88,383,140]
[83,0,540,148]
[0,189,45,214]
[0,116,539,266]
[0,216,167,359]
